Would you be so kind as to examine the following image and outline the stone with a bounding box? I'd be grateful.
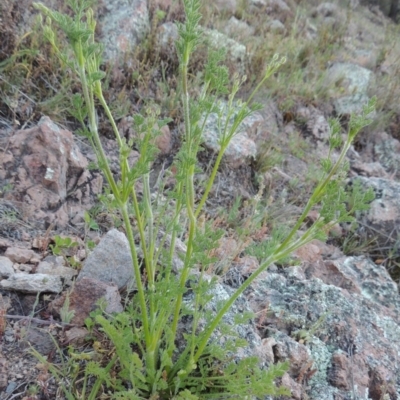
[77,229,134,290]
[157,24,247,76]
[202,101,259,168]
[224,17,255,38]
[353,177,400,250]
[247,256,400,399]
[99,0,150,63]
[295,105,331,141]
[64,327,89,346]
[372,131,400,179]
[214,0,238,13]
[49,277,123,326]
[323,62,373,115]
[0,273,62,293]
[0,117,102,229]
[0,257,14,278]
[313,2,338,18]
[4,247,36,263]
[155,125,172,155]
[268,19,286,34]
[360,0,400,21]
[36,261,78,283]
[203,29,247,76]
[156,22,179,61]
[20,326,56,355]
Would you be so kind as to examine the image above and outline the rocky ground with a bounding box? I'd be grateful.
[1,0,400,399]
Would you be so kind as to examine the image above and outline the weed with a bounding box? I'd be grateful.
[59,291,76,324]
[33,0,375,398]
[49,235,82,269]
[50,235,79,256]
[0,183,13,197]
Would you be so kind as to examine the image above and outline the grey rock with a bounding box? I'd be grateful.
[372,131,400,178]
[353,177,400,250]
[313,2,338,18]
[202,100,260,168]
[204,29,247,76]
[0,256,14,278]
[178,276,265,366]
[268,19,286,34]
[213,0,238,13]
[21,326,56,354]
[360,0,400,21]
[224,17,255,38]
[295,105,330,141]
[4,247,36,263]
[324,62,373,115]
[156,22,179,60]
[36,260,77,283]
[0,273,62,293]
[77,229,134,290]
[247,256,400,399]
[99,0,150,62]
[251,0,290,12]
[157,24,247,75]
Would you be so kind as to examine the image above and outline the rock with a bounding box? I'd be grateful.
[213,0,238,13]
[77,229,134,290]
[247,256,400,399]
[360,0,400,22]
[157,24,247,76]
[353,177,400,249]
[203,29,247,76]
[323,62,373,115]
[36,260,77,284]
[20,326,56,355]
[178,277,268,370]
[0,356,8,390]
[0,117,102,229]
[154,125,172,155]
[0,273,62,293]
[202,101,260,168]
[49,277,123,326]
[64,327,89,346]
[251,0,291,12]
[372,131,400,178]
[0,257,14,278]
[156,22,179,61]
[295,105,331,141]
[150,0,172,12]
[224,17,255,38]
[4,247,36,263]
[0,238,12,248]
[99,0,150,63]
[350,48,378,69]
[312,2,338,18]
[268,19,286,34]
[350,159,390,178]
[16,264,33,273]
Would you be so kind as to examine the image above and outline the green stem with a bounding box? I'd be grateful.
[195,144,226,218]
[96,85,154,286]
[120,204,151,346]
[88,354,118,400]
[171,170,196,338]
[276,137,352,252]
